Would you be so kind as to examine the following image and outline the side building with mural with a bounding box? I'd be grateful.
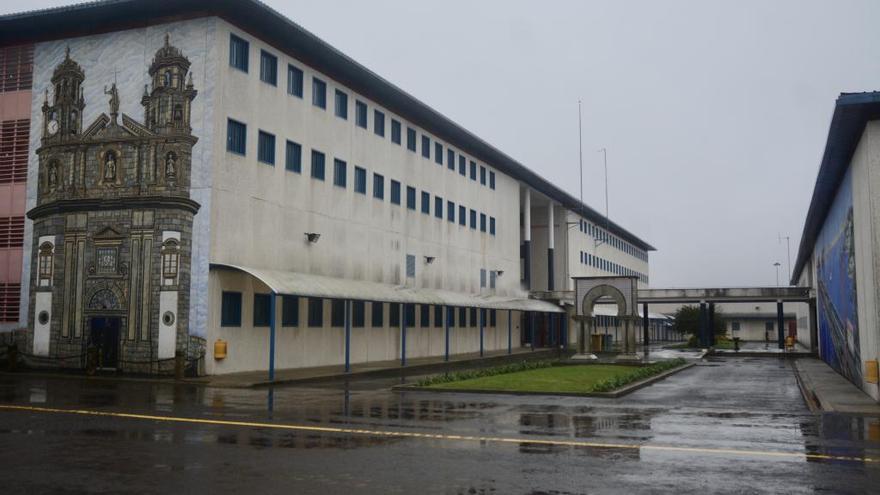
[792,91,880,402]
[0,0,653,377]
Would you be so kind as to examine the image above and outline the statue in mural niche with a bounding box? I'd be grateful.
[103,82,120,118]
[47,162,58,191]
[165,151,177,179]
[104,151,117,181]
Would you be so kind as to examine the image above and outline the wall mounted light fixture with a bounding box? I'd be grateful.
[424,256,435,264]
[305,232,321,243]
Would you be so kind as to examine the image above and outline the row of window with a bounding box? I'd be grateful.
[578,219,648,262]
[227,119,498,235]
[229,33,498,193]
[221,292,499,328]
[579,250,648,284]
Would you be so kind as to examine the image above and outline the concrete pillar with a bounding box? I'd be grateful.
[444,305,450,362]
[507,309,512,355]
[642,302,649,354]
[809,299,818,355]
[708,302,716,347]
[777,301,785,350]
[547,202,555,291]
[699,301,708,348]
[479,308,485,357]
[523,188,531,290]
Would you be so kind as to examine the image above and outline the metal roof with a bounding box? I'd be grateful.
[791,91,880,283]
[210,263,565,313]
[0,0,655,252]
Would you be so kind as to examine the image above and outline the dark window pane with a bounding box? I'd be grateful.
[434,305,443,327]
[470,308,477,326]
[470,209,477,229]
[260,50,277,85]
[406,127,417,151]
[391,120,402,144]
[458,205,466,226]
[489,171,495,189]
[311,150,325,180]
[490,217,496,235]
[434,196,443,219]
[390,303,400,327]
[282,295,299,326]
[221,291,242,326]
[253,293,271,327]
[447,149,455,170]
[480,213,486,232]
[421,135,430,158]
[352,301,365,328]
[371,302,383,327]
[391,180,401,205]
[331,300,345,327]
[420,305,430,328]
[226,119,246,154]
[459,307,467,326]
[406,186,416,210]
[470,161,476,180]
[335,90,348,119]
[374,110,385,136]
[257,130,275,165]
[421,191,430,214]
[447,201,455,222]
[373,173,384,199]
[312,77,326,108]
[434,142,443,164]
[480,166,486,185]
[229,34,249,72]
[356,101,367,128]
[287,64,303,97]
[355,166,366,194]
[333,158,346,187]
[308,298,323,327]
[405,304,415,327]
[285,140,301,173]
[458,155,466,175]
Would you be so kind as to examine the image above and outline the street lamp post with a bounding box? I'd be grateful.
[773,262,781,287]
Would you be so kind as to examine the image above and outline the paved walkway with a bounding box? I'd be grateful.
[795,357,880,414]
[200,347,559,388]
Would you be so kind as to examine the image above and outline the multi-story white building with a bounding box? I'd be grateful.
[0,0,653,376]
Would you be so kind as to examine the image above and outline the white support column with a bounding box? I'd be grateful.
[547,202,555,290]
[523,188,532,289]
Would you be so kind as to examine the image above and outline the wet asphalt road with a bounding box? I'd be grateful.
[1,355,879,494]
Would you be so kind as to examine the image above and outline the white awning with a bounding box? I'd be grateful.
[210,263,564,313]
[591,303,672,320]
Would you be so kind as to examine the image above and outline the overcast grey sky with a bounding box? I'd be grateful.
[5,0,880,287]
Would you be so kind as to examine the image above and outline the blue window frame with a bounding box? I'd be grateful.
[458,205,466,226]
[434,196,443,218]
[229,34,249,72]
[406,186,416,209]
[335,90,348,119]
[221,291,242,326]
[333,159,347,188]
[447,149,455,170]
[391,180,401,205]
[257,130,275,165]
[282,295,299,326]
[312,77,326,108]
[434,143,443,165]
[253,293,271,326]
[447,200,455,223]
[311,150,325,180]
[356,100,367,128]
[421,191,430,214]
[480,213,486,232]
[374,110,385,137]
[470,209,477,229]
[480,166,486,185]
[421,135,430,158]
[391,119,402,144]
[406,127,417,151]
[470,161,477,180]
[260,50,277,85]
[490,216,495,235]
[458,155,466,176]
[354,166,367,194]
[226,118,246,155]
[308,298,323,327]
[285,140,301,173]
[287,64,303,97]
[373,173,384,199]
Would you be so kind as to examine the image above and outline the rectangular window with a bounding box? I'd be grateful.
[331,300,345,327]
[354,166,367,194]
[489,217,496,235]
[391,119,402,144]
[434,305,443,327]
[355,100,367,128]
[490,309,497,326]
[335,90,348,119]
[390,303,400,327]
[226,119,247,155]
[434,143,443,165]
[406,254,416,278]
[421,135,430,158]
[372,302,384,327]
[480,166,486,185]
[352,301,365,328]
[406,127,417,151]
[260,50,277,85]
[434,196,443,219]
[253,293,271,326]
[489,171,495,189]
[420,305,430,328]
[285,140,302,173]
[448,307,455,328]
[458,155,466,176]
[470,308,477,327]
[421,191,430,214]
[373,173,384,199]
[405,304,416,327]
[308,298,323,327]
[765,321,775,331]
[229,34,249,72]
[221,291,242,326]
[470,161,477,180]
[447,149,455,170]
[312,77,326,108]
[458,205,466,226]
[447,201,455,223]
[311,150,325,180]
[287,64,303,97]
[470,209,477,229]
[282,295,299,326]
[480,213,486,232]
[333,158,347,188]
[731,321,740,331]
[406,186,416,210]
[490,271,496,289]
[459,307,467,327]
[391,180,401,205]
[480,269,486,288]
[374,110,385,136]
[257,130,275,165]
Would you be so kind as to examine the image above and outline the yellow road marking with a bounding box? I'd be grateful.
[0,403,874,464]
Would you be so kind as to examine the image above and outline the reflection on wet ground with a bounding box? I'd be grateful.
[1,356,880,494]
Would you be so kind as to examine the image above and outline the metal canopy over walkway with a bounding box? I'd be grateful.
[637,287,811,304]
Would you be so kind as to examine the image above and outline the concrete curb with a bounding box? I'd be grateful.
[392,362,695,398]
[792,359,821,413]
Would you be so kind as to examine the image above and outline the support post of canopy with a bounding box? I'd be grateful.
[642,302,649,357]
[400,304,407,366]
[507,309,512,355]
[444,305,450,362]
[268,292,276,382]
[344,299,351,373]
[479,308,485,357]
[777,300,785,350]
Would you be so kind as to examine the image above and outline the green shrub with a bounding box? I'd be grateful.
[416,359,555,387]
[590,358,686,393]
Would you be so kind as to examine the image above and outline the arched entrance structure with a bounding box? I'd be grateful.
[573,276,641,361]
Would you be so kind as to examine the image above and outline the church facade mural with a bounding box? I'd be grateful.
[24,33,208,373]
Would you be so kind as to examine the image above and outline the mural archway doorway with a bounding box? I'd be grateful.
[573,276,641,362]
